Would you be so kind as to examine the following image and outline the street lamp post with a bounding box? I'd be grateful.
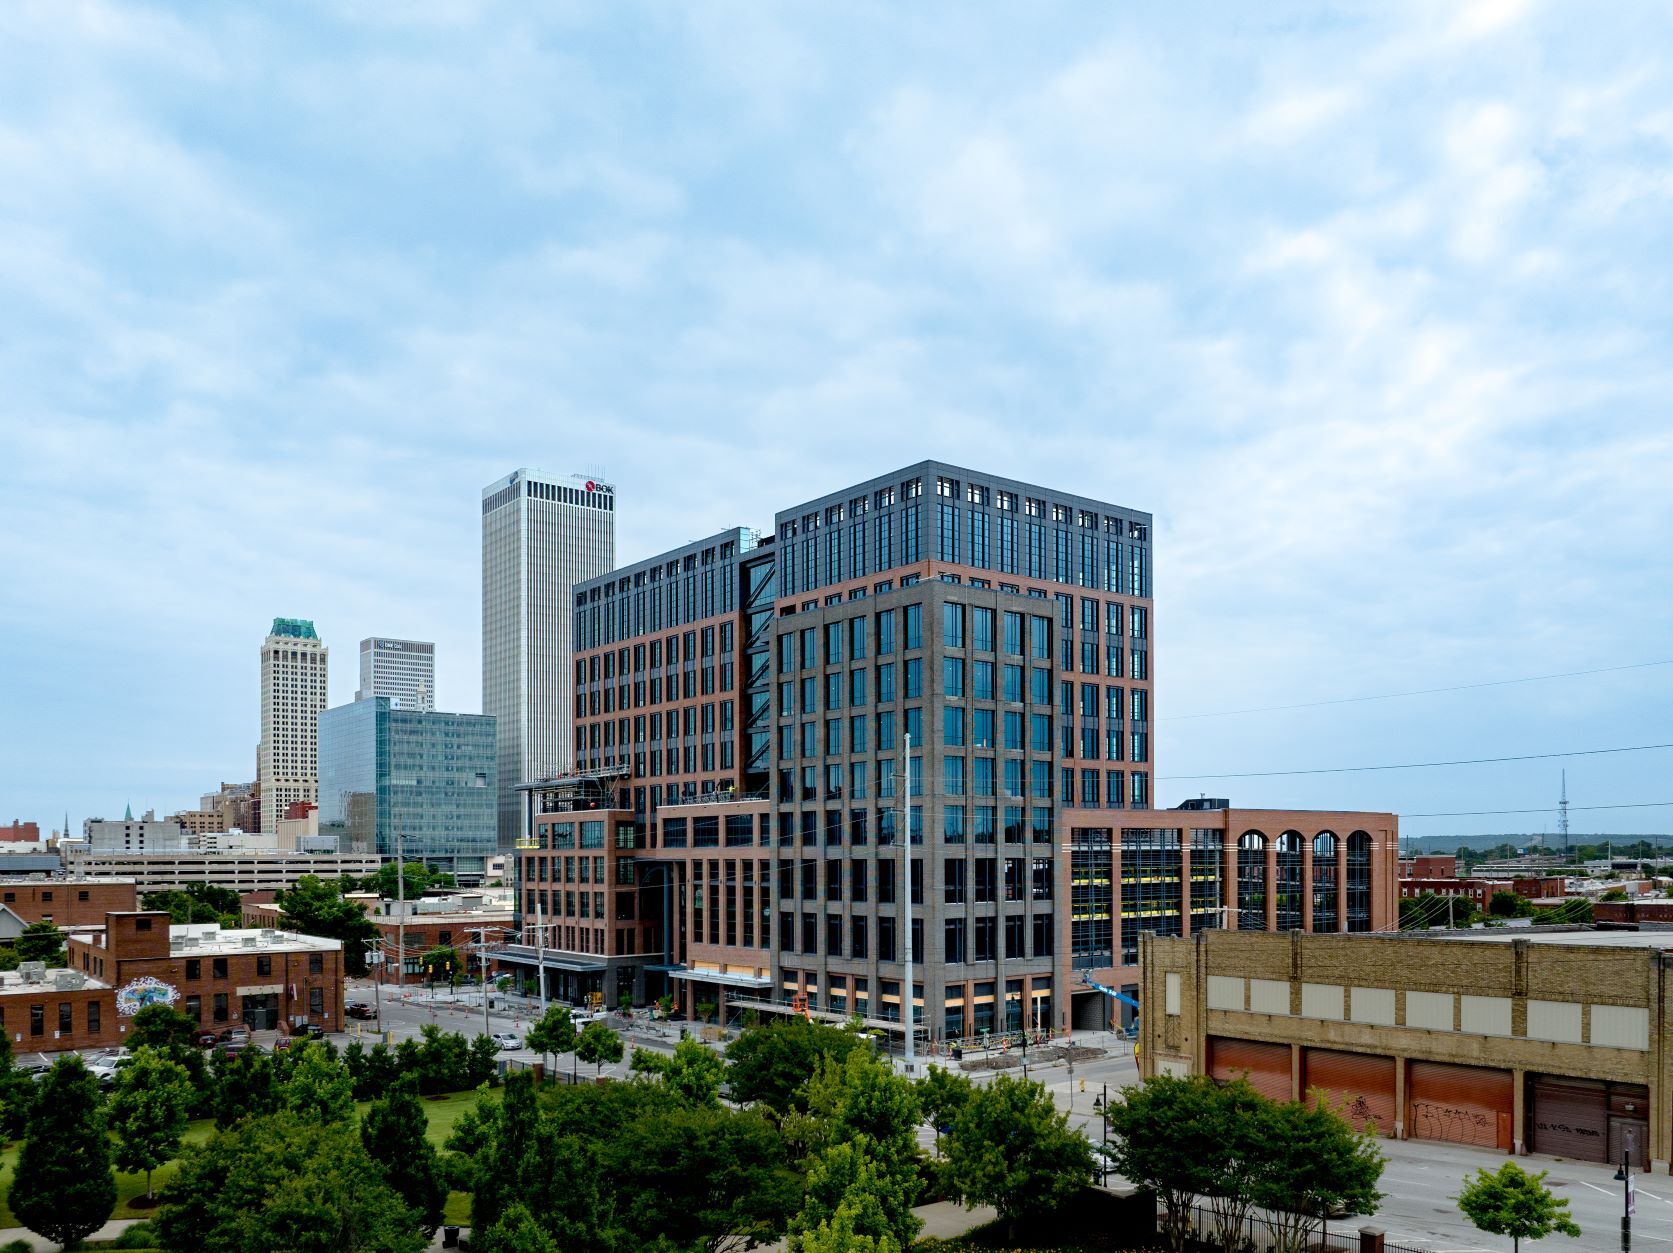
[1617,1130,1636,1251]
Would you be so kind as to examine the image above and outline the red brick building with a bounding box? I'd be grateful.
[0,878,138,929]
[244,896,513,987]
[1,821,41,843]
[68,912,344,1034]
[1,967,113,1055]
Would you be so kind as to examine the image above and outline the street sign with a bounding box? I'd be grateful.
[1628,1175,1636,1217]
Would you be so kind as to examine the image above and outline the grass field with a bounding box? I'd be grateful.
[0,1087,500,1230]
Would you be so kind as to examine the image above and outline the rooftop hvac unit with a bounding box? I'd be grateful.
[52,970,85,990]
[19,961,46,984]
[177,936,199,949]
[259,929,276,940]
[241,935,259,948]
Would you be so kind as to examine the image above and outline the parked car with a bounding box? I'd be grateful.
[490,1032,522,1051]
[290,1022,325,1040]
[346,1002,377,1020]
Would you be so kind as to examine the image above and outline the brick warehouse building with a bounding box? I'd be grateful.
[1140,928,1673,1170]
[502,461,1399,1041]
[0,877,137,931]
[68,912,344,1035]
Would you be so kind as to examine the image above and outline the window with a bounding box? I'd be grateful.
[943,602,965,647]
[876,609,895,655]
[186,959,201,980]
[944,706,965,746]
[945,918,967,964]
[256,955,272,977]
[213,992,229,1022]
[309,953,324,975]
[904,604,922,650]
[310,986,325,1015]
[29,1005,42,1037]
[212,958,228,980]
[904,658,923,699]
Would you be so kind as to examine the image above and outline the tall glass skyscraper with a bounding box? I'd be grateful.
[317,698,497,881]
[481,469,616,848]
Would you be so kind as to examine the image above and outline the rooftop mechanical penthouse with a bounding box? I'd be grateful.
[500,461,1397,1043]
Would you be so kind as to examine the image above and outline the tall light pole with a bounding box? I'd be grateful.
[899,730,916,1077]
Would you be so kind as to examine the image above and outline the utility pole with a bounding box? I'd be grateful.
[394,827,405,1023]
[1560,770,1570,855]
[899,730,916,1077]
[535,897,547,1018]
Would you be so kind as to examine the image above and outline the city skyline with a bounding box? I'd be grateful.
[3,4,1672,836]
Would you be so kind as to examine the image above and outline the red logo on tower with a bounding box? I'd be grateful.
[586,481,596,492]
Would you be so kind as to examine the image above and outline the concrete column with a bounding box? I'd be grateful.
[1512,1067,1526,1155]
[1336,842,1350,932]
[1393,1056,1407,1140]
[1265,840,1279,931]
[1300,840,1314,932]
[1358,1229,1385,1253]
[1291,1042,1303,1103]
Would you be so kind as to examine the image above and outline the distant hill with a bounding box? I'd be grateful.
[1402,832,1672,853]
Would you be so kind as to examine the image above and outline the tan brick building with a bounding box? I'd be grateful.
[1142,928,1673,1171]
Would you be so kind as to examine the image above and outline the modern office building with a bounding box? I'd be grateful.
[317,698,497,882]
[482,469,616,848]
[357,637,436,711]
[502,461,1399,1040]
[258,618,329,833]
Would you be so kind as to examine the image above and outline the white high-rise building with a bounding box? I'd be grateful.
[258,618,329,833]
[356,637,436,711]
[481,469,615,847]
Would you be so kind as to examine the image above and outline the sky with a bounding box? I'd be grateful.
[2,0,1671,843]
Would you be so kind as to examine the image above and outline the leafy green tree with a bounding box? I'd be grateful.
[525,1004,576,1076]
[364,861,454,901]
[631,1036,727,1107]
[1400,892,1481,929]
[725,1015,861,1114]
[466,1031,501,1089]
[1489,890,1535,919]
[10,1057,117,1249]
[575,1020,624,1076]
[1252,1097,1385,1253]
[791,1141,912,1252]
[605,1102,800,1251]
[361,1081,447,1236]
[943,1072,1094,1243]
[1457,1161,1582,1253]
[0,1027,37,1140]
[142,884,244,927]
[212,1047,279,1129]
[795,1048,923,1247]
[275,875,379,975]
[917,1065,974,1144]
[470,1072,602,1243]
[130,1003,198,1052]
[473,1203,561,1253]
[14,920,66,966]
[109,1048,194,1199]
[154,1112,424,1253]
[797,1199,900,1253]
[282,1042,355,1124]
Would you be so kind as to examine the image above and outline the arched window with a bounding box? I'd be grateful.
[1347,831,1373,931]
[1275,832,1304,931]
[1237,831,1267,930]
[1312,832,1339,933]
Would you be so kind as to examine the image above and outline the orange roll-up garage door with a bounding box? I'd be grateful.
[1209,1037,1292,1103]
[1408,1060,1512,1151]
[1304,1048,1396,1136]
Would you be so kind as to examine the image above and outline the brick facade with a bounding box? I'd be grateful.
[0,879,138,928]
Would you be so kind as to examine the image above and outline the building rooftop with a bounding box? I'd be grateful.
[1441,927,1673,950]
[169,923,340,954]
[0,965,105,995]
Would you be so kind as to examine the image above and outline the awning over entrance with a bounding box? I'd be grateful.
[491,945,606,973]
[668,967,772,990]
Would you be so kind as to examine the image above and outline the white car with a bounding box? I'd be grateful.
[490,1032,523,1051]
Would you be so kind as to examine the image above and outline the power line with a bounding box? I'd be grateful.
[1160,740,1673,781]
[1163,659,1673,722]
[1403,800,1673,819]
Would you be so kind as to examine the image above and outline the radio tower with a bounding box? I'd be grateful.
[1559,770,1570,854]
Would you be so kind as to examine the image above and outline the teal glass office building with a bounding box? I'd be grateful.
[318,699,497,881]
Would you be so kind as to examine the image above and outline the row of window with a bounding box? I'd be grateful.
[778,908,1056,963]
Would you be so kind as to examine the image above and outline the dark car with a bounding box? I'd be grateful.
[291,1022,326,1040]
[346,1002,377,1020]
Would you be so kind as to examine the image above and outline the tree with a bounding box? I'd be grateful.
[1252,1098,1385,1253]
[142,884,242,928]
[631,1036,727,1107]
[282,1042,356,1124]
[0,1028,36,1140]
[154,1112,425,1253]
[575,1020,624,1076]
[797,1199,900,1253]
[917,1065,974,1147]
[1489,891,1535,919]
[10,1057,118,1248]
[470,1072,603,1244]
[275,875,379,975]
[473,1203,561,1253]
[14,920,66,966]
[109,1048,194,1200]
[361,1082,447,1236]
[212,1047,279,1129]
[364,861,454,901]
[791,1141,913,1252]
[525,1004,576,1075]
[466,1031,501,1089]
[130,1003,198,1052]
[1400,892,1480,930]
[943,1072,1095,1243]
[725,1016,862,1114]
[1458,1161,1582,1253]
[1103,1074,1223,1251]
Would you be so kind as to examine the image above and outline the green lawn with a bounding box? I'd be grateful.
[0,1087,501,1230]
